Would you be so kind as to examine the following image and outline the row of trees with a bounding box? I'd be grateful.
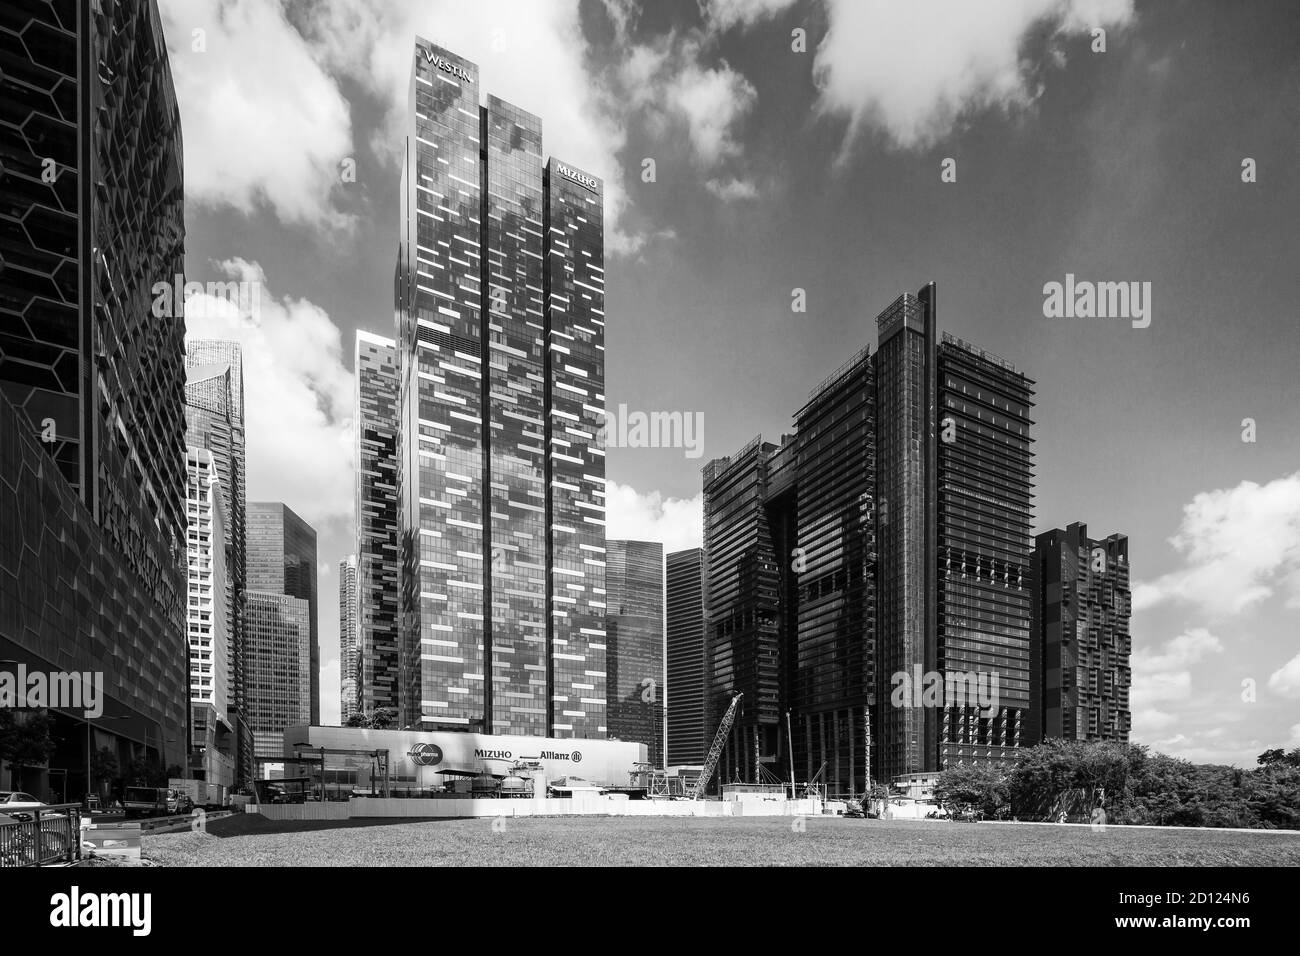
[1,709,176,798]
[933,739,1300,829]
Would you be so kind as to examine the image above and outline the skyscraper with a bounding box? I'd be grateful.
[245,590,312,760]
[666,548,707,766]
[338,555,360,723]
[0,0,189,789]
[700,283,1036,791]
[185,447,235,788]
[935,330,1035,767]
[605,540,665,766]
[789,347,876,795]
[1030,523,1131,744]
[184,345,250,783]
[248,502,319,729]
[354,331,400,716]
[393,39,606,737]
[701,437,785,786]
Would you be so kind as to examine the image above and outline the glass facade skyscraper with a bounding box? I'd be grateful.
[605,540,665,766]
[666,548,707,766]
[700,283,1038,791]
[339,555,360,723]
[355,331,400,716]
[0,0,189,788]
[184,345,251,783]
[248,502,319,727]
[1030,523,1131,744]
[393,39,606,737]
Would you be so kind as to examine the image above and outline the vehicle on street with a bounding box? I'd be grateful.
[122,786,190,819]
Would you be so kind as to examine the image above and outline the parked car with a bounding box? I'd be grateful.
[0,791,49,823]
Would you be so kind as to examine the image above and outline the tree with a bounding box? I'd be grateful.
[89,747,119,797]
[935,763,1010,818]
[0,709,58,784]
[345,707,397,730]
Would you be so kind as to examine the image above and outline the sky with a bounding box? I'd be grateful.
[163,0,1300,766]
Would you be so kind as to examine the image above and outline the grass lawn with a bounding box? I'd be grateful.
[143,815,1300,866]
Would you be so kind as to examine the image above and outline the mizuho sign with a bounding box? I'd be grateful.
[555,163,598,193]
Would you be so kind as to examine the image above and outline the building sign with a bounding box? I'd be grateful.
[422,49,472,83]
[555,162,599,193]
[408,743,443,767]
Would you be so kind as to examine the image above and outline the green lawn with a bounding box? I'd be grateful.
[142,815,1300,866]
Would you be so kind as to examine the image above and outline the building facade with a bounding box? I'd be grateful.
[339,555,360,723]
[698,284,1038,792]
[605,540,665,766]
[354,331,400,717]
[393,39,606,737]
[184,347,251,783]
[246,591,313,760]
[0,0,189,795]
[247,502,319,728]
[1030,523,1131,744]
[666,548,707,766]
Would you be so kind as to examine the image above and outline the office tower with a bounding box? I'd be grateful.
[339,555,360,723]
[701,437,786,786]
[393,39,606,737]
[248,502,319,727]
[1030,524,1131,744]
[873,284,1036,779]
[354,331,400,715]
[666,548,707,766]
[185,448,235,787]
[245,591,312,760]
[935,331,1035,766]
[873,287,939,782]
[789,347,876,795]
[605,540,665,765]
[184,346,251,784]
[0,0,188,790]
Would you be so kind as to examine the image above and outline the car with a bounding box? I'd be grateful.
[122,786,190,819]
[0,791,49,822]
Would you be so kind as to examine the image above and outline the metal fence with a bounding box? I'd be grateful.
[0,804,83,868]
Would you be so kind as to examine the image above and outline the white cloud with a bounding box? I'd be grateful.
[706,177,759,201]
[1268,653,1300,699]
[1133,472,1300,617]
[1132,708,1178,733]
[667,58,758,164]
[183,259,354,530]
[703,0,800,30]
[289,0,637,248]
[1130,628,1222,710]
[1289,723,1300,748]
[605,482,704,553]
[812,0,1136,152]
[159,0,355,228]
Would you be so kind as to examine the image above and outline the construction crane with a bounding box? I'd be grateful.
[690,693,743,800]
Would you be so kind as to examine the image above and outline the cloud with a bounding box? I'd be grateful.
[159,0,355,228]
[666,58,758,165]
[1130,627,1222,710]
[1133,472,1300,617]
[1268,653,1300,699]
[183,259,354,530]
[288,0,640,248]
[706,177,759,201]
[812,0,1136,152]
[605,482,704,553]
[703,0,800,30]
[1132,708,1178,733]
